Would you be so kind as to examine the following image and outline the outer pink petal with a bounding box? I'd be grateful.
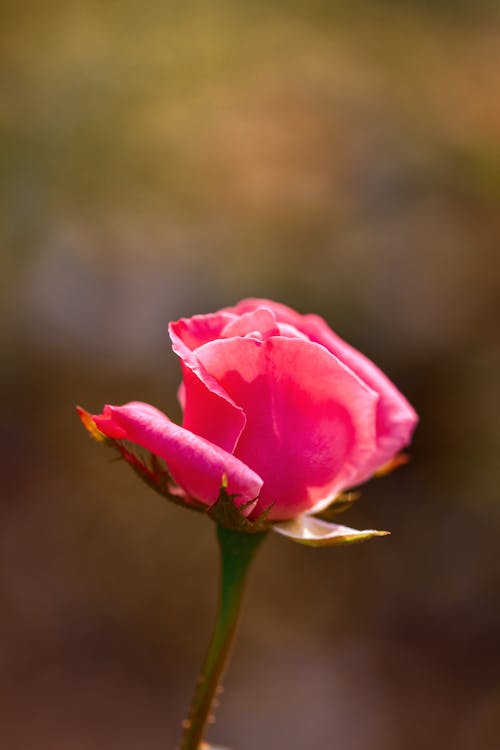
[169,317,246,453]
[91,402,263,509]
[293,314,417,482]
[195,337,379,520]
[227,298,418,483]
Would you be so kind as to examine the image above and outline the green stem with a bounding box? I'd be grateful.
[179,525,267,750]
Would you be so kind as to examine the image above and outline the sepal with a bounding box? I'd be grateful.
[113,440,207,513]
[271,514,389,547]
[314,491,361,520]
[77,406,206,514]
[207,480,273,534]
[374,453,409,477]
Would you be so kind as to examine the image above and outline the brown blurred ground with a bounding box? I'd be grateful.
[1,1,500,748]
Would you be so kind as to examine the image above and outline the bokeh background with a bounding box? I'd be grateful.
[2,1,500,748]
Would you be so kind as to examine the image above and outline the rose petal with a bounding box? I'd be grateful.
[220,307,280,340]
[170,319,246,453]
[272,514,389,547]
[195,336,379,520]
[223,298,305,330]
[91,402,263,509]
[276,322,310,341]
[227,298,418,482]
[297,314,418,482]
[171,312,235,351]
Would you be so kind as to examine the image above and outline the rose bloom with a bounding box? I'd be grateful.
[86,299,418,521]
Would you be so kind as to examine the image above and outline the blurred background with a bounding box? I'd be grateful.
[1,1,500,748]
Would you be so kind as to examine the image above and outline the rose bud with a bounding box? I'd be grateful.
[78,299,417,544]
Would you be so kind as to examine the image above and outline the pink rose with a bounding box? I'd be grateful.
[81,299,417,522]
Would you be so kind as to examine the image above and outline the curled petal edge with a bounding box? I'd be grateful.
[169,319,247,453]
